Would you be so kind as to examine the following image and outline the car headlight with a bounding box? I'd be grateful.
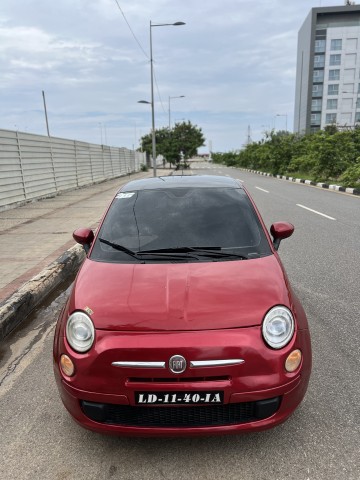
[66,311,95,353]
[262,306,294,349]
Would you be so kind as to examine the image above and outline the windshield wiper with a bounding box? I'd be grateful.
[99,238,142,260]
[99,240,248,261]
[99,238,192,261]
[139,246,248,260]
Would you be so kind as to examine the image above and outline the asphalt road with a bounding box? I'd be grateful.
[1,164,359,480]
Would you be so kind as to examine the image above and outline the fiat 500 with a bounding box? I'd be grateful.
[53,175,311,436]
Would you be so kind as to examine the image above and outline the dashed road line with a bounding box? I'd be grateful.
[296,204,336,220]
[255,187,269,193]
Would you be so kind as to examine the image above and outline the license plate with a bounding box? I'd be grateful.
[135,391,224,405]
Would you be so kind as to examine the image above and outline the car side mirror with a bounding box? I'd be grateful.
[73,228,95,254]
[270,222,294,251]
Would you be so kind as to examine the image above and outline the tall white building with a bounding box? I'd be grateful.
[294,3,360,134]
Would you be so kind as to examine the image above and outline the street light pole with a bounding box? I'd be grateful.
[148,20,185,177]
[150,21,156,177]
[42,90,50,137]
[276,113,288,132]
[168,95,185,129]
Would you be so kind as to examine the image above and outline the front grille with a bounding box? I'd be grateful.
[127,376,230,384]
[81,397,280,428]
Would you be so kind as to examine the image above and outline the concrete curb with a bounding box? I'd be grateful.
[0,244,85,341]
[244,169,360,196]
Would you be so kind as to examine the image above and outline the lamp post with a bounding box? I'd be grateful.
[147,20,185,177]
[99,122,103,144]
[137,100,151,165]
[42,90,50,137]
[168,95,185,129]
[275,113,288,132]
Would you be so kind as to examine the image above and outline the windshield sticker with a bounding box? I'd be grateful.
[116,192,135,199]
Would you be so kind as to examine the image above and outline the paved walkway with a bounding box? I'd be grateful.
[0,170,171,305]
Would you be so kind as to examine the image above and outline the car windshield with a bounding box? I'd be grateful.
[90,186,272,263]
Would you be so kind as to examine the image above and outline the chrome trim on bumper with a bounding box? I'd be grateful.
[111,359,245,369]
[112,361,166,368]
[190,359,245,368]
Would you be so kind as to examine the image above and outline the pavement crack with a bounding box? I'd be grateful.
[0,320,55,389]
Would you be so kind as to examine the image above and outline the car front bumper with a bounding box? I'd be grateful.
[53,327,311,436]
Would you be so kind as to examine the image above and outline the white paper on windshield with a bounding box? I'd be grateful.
[116,192,135,199]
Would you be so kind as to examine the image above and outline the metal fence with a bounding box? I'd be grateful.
[0,129,146,210]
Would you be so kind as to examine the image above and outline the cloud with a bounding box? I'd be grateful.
[0,0,346,150]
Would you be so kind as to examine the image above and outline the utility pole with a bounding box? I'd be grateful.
[42,90,50,137]
[246,125,252,144]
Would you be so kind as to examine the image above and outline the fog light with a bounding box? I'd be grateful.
[285,349,302,372]
[60,354,75,376]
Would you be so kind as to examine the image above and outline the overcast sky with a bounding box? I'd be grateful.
[0,0,349,152]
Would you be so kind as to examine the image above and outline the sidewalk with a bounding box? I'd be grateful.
[0,169,171,340]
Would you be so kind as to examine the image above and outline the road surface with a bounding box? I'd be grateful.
[1,163,359,480]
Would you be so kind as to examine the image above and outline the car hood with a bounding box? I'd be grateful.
[69,255,292,331]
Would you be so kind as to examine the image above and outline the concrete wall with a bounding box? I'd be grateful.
[294,9,314,134]
[0,129,146,210]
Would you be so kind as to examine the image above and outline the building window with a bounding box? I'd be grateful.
[327,99,338,109]
[315,39,326,53]
[312,99,322,111]
[330,39,342,51]
[312,84,323,97]
[313,70,324,82]
[329,69,340,81]
[328,84,339,95]
[326,113,337,124]
[314,55,325,68]
[330,54,341,66]
[356,98,360,109]
[355,112,360,123]
[311,126,321,133]
[358,84,360,94]
[311,113,321,125]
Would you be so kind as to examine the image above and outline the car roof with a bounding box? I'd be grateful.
[120,175,243,192]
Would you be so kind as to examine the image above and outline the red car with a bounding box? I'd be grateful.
[53,175,311,436]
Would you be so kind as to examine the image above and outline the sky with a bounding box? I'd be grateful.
[0,0,351,152]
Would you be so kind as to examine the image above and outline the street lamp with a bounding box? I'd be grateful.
[148,20,185,177]
[99,123,103,144]
[275,113,288,132]
[42,90,50,137]
[168,95,185,129]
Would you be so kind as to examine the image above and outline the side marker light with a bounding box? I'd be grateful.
[60,354,75,377]
[285,349,302,373]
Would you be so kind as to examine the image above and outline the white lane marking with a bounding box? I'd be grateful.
[296,204,336,220]
[255,187,269,193]
[238,179,244,183]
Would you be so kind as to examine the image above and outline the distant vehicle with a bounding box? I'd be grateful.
[53,175,311,436]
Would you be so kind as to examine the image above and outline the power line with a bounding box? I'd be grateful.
[153,66,167,114]
[113,0,149,59]
[112,2,167,118]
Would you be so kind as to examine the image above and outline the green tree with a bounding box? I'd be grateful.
[197,126,360,188]
[140,121,205,165]
[308,129,355,179]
